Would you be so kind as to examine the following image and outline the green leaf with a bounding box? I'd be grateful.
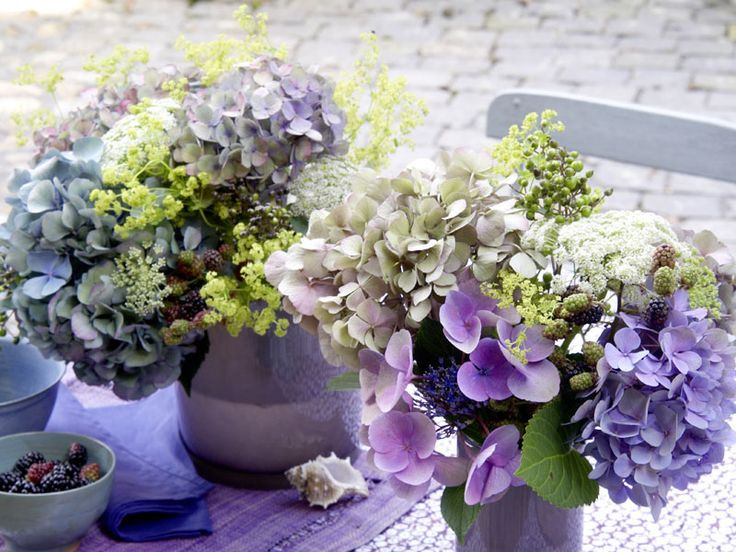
[515,399,599,508]
[290,216,309,235]
[414,318,458,373]
[326,370,360,391]
[178,333,210,396]
[440,484,481,545]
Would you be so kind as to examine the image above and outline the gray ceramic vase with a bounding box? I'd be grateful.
[457,485,583,552]
[176,324,362,489]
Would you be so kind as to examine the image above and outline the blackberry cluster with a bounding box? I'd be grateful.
[644,298,669,330]
[569,303,604,326]
[10,480,40,494]
[176,251,205,279]
[13,451,45,476]
[0,471,16,492]
[179,290,207,321]
[40,463,83,493]
[1,442,102,495]
[68,442,88,468]
[25,461,55,485]
[203,249,224,272]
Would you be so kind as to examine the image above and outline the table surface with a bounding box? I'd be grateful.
[64,375,736,552]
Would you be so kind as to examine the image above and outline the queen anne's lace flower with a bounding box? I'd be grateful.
[547,210,691,294]
[288,155,358,218]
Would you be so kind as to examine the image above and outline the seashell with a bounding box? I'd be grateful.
[285,452,369,509]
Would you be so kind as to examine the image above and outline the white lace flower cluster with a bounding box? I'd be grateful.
[546,210,690,294]
[288,155,358,218]
[100,99,178,183]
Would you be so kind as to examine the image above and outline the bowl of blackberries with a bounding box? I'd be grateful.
[0,432,115,552]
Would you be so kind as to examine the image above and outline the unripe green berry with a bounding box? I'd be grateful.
[582,342,605,367]
[653,266,678,296]
[563,292,591,314]
[543,319,570,340]
[569,372,596,392]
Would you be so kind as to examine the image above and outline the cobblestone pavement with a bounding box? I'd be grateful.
[2,0,736,245]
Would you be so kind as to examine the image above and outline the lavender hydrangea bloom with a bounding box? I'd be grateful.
[576,291,736,519]
[457,338,513,401]
[464,425,524,505]
[358,330,414,419]
[368,410,437,486]
[604,328,648,372]
[496,320,559,402]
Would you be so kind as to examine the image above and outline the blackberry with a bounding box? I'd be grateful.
[80,463,101,483]
[176,251,205,279]
[9,479,40,494]
[651,244,676,272]
[68,443,88,468]
[179,290,207,321]
[562,361,587,390]
[0,471,19,492]
[26,461,55,485]
[570,303,604,326]
[40,463,82,493]
[203,249,224,272]
[644,298,669,330]
[13,451,45,476]
[162,304,182,324]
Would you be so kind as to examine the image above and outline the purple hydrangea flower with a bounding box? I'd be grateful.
[604,328,648,372]
[23,251,72,299]
[464,425,524,505]
[359,330,414,417]
[368,410,437,486]
[659,326,702,374]
[439,290,485,354]
[575,293,736,519]
[496,320,559,402]
[457,338,513,401]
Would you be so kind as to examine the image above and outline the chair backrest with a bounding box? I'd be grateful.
[486,89,736,183]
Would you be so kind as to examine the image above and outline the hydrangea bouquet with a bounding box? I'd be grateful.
[0,6,427,399]
[265,111,736,541]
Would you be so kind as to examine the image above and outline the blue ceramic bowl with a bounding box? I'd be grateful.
[0,340,65,437]
[0,432,116,552]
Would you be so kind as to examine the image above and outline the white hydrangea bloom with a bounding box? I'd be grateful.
[100,99,178,180]
[552,210,690,294]
[288,156,358,218]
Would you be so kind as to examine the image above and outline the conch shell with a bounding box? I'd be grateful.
[285,452,369,509]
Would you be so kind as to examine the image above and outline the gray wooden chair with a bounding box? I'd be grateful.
[486,89,736,184]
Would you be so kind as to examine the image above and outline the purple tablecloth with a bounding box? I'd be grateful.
[0,382,434,552]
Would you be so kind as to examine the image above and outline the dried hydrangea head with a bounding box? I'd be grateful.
[265,149,527,369]
[172,56,347,188]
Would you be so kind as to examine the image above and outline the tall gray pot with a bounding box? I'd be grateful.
[176,324,362,489]
[457,484,583,552]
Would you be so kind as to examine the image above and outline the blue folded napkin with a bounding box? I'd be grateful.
[46,384,213,542]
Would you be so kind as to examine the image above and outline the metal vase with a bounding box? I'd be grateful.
[176,324,362,489]
[457,484,583,552]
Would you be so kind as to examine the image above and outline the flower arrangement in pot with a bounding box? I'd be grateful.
[266,110,736,548]
[0,6,427,481]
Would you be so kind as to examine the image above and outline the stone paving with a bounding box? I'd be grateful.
[1,0,736,246]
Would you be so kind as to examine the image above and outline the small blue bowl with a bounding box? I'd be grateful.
[0,340,65,437]
[0,432,116,552]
